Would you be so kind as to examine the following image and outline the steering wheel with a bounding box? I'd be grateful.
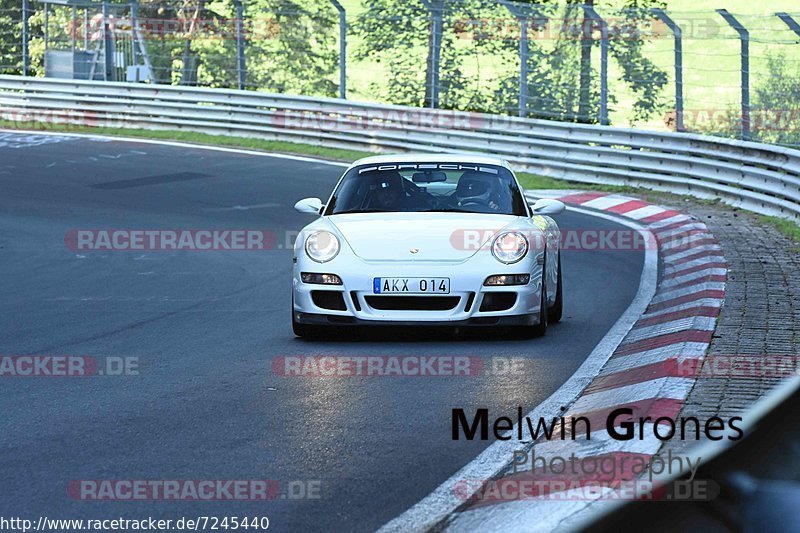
[458,198,490,208]
[406,181,438,207]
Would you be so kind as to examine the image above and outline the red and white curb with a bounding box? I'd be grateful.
[445,192,725,531]
[381,191,725,533]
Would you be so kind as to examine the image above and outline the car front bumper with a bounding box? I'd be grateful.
[292,261,544,326]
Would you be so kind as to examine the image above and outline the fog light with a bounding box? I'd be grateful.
[484,274,530,286]
[301,272,343,285]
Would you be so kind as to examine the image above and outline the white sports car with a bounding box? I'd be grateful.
[291,154,565,338]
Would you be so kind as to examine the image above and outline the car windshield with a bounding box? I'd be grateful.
[326,163,529,216]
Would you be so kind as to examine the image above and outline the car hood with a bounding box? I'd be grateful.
[327,212,523,262]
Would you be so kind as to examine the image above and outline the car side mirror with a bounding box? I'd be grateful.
[531,198,566,216]
[294,197,324,215]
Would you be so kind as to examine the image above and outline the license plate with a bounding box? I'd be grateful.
[373,277,450,294]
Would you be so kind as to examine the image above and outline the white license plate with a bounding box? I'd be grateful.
[373,277,450,294]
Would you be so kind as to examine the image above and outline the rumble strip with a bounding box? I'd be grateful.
[382,191,727,532]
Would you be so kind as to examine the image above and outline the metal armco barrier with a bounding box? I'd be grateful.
[1,75,799,222]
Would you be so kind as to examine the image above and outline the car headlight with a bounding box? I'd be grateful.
[491,231,528,264]
[305,230,340,263]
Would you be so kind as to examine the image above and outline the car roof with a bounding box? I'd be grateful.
[348,153,512,170]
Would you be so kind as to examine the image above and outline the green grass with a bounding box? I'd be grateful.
[516,172,640,193]
[516,172,579,190]
[760,215,800,243]
[0,121,372,163]
[3,120,632,191]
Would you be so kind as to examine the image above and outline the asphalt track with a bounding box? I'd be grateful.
[0,133,644,532]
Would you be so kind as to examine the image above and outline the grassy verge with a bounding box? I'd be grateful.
[516,172,639,194]
[0,122,372,163]
[760,215,800,244]
[5,121,636,191]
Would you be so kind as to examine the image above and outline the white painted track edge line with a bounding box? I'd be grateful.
[378,205,658,533]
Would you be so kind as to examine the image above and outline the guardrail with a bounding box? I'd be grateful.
[1,75,799,222]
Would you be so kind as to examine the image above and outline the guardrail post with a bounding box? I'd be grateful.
[71,6,77,52]
[518,16,528,118]
[329,0,346,99]
[21,0,30,75]
[130,2,138,66]
[130,1,154,83]
[232,0,246,90]
[651,9,683,132]
[499,1,533,118]
[777,12,800,38]
[43,2,48,49]
[717,9,750,141]
[102,0,115,81]
[582,6,608,125]
[421,0,443,109]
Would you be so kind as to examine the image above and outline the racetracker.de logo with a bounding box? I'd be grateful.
[271,108,487,132]
[64,229,279,251]
[273,356,485,377]
[0,108,128,130]
[0,355,138,377]
[68,480,281,501]
[451,228,661,251]
[452,478,715,503]
[667,109,800,131]
[452,16,721,41]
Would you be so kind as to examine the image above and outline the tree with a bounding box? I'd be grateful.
[134,0,338,95]
[354,0,668,125]
[0,0,23,75]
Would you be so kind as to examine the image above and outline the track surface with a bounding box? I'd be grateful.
[0,133,644,531]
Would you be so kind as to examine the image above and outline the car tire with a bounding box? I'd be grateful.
[531,272,548,337]
[548,251,563,323]
[515,266,548,339]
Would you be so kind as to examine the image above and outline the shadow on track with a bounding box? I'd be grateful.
[290,324,560,343]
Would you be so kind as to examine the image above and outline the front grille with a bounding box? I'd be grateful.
[311,291,347,311]
[364,296,460,311]
[479,292,517,312]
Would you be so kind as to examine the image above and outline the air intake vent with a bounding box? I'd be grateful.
[311,291,347,311]
[479,293,517,312]
[365,296,460,311]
